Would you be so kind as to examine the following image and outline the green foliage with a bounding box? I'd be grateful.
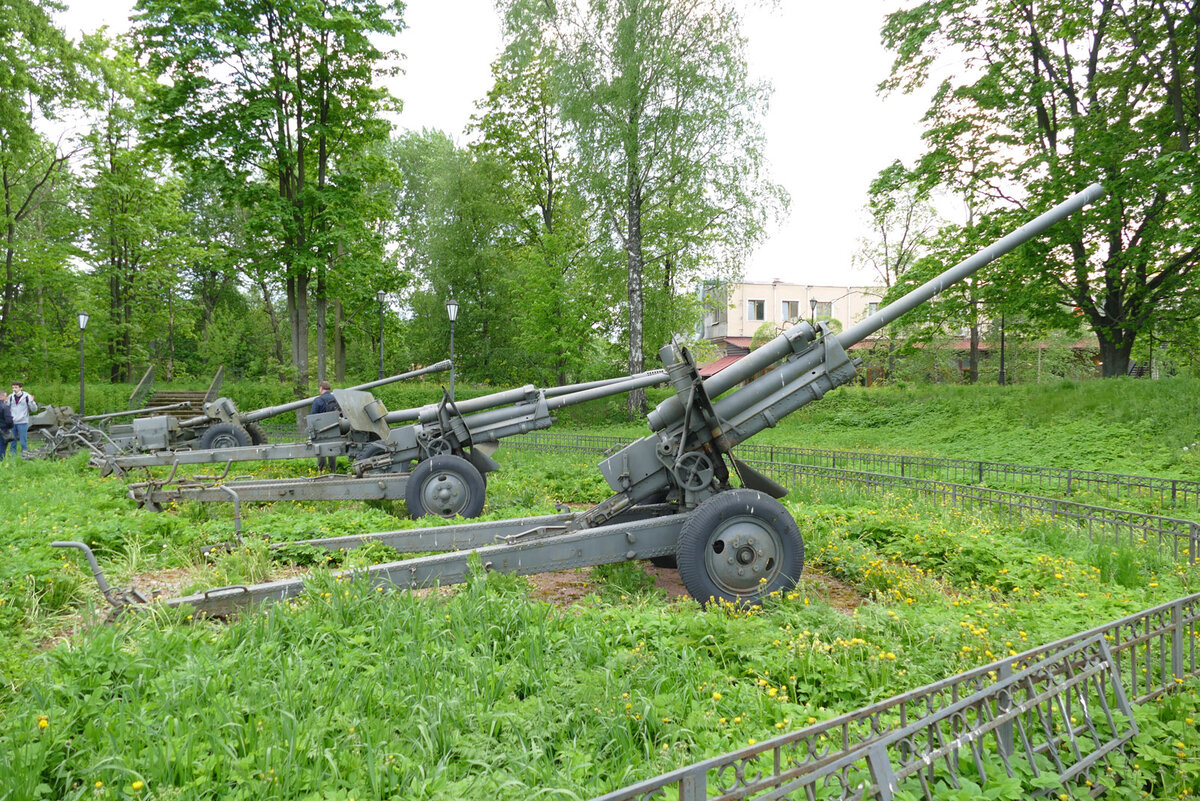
[881,0,1200,377]
[0,404,1198,797]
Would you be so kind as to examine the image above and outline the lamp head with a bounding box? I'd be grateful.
[78,311,90,330]
[446,298,459,322]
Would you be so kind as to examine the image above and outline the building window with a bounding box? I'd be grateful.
[782,300,800,321]
[814,301,832,319]
[747,299,765,321]
[866,302,879,316]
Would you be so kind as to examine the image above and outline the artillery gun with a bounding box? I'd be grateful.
[58,183,1106,616]
[28,403,191,459]
[124,369,670,519]
[94,363,451,475]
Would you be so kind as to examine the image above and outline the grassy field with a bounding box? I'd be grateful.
[2,378,1199,799]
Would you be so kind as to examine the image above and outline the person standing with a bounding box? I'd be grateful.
[7,382,37,457]
[0,391,12,462]
[310,380,340,472]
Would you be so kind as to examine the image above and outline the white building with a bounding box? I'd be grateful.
[700,279,884,366]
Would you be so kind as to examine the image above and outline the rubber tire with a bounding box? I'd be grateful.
[676,489,804,607]
[244,421,269,445]
[405,454,486,520]
[198,422,252,450]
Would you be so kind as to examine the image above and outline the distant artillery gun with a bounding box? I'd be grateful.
[94,362,451,475]
[28,403,191,459]
[60,183,1107,615]
[125,369,669,519]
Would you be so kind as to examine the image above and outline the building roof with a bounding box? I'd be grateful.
[699,353,747,377]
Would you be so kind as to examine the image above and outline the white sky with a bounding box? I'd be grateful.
[62,0,930,287]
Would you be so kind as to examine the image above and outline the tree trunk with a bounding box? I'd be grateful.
[625,178,646,417]
[316,265,327,383]
[294,272,309,395]
[334,298,346,382]
[1098,333,1133,377]
[257,275,287,383]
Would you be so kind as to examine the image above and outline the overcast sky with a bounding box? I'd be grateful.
[63,0,931,287]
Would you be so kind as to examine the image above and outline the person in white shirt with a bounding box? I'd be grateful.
[7,382,37,457]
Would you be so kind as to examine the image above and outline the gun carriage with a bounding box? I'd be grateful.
[95,363,451,475]
[59,184,1106,616]
[124,369,669,519]
[28,403,191,459]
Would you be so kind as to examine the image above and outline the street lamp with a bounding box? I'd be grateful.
[77,311,89,415]
[376,290,386,380]
[446,297,458,400]
[809,297,818,325]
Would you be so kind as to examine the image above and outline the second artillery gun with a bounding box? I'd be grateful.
[125,369,669,519]
[95,362,451,474]
[59,183,1106,615]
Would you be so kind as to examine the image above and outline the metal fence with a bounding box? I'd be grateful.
[747,461,1200,566]
[595,592,1200,801]
[507,432,1200,511]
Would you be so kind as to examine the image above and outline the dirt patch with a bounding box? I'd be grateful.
[526,569,595,608]
[797,570,864,614]
[525,562,859,613]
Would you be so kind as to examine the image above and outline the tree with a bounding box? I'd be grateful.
[882,0,1200,377]
[135,0,403,393]
[81,38,197,382]
[532,0,784,414]
[0,0,87,351]
[473,13,602,386]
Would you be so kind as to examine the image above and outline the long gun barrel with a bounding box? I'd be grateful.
[78,403,191,423]
[646,183,1106,435]
[383,370,666,424]
[177,361,453,428]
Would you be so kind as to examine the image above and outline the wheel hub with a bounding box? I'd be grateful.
[421,470,468,517]
[705,516,782,596]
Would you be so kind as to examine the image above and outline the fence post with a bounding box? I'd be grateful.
[997,661,1014,758]
[865,743,898,801]
[1172,601,1185,681]
[978,461,984,485]
[679,766,705,801]
[1191,524,1199,566]
[900,456,906,478]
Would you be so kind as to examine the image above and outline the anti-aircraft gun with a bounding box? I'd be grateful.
[124,369,670,519]
[58,183,1106,616]
[95,362,452,474]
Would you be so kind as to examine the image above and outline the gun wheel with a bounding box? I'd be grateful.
[243,421,269,445]
[199,422,252,450]
[676,489,804,607]
[405,454,486,520]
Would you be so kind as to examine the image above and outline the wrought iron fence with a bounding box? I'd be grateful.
[594,592,1200,801]
[747,461,1200,566]
[507,432,1200,511]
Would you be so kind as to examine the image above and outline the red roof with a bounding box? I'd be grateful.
[699,353,747,377]
[724,336,753,348]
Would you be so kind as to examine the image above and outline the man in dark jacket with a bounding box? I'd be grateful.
[310,380,340,472]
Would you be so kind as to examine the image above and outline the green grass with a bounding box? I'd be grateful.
[3,379,1200,799]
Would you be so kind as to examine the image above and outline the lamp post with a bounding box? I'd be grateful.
[376,290,386,380]
[446,297,458,400]
[77,311,89,415]
[809,297,818,325]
